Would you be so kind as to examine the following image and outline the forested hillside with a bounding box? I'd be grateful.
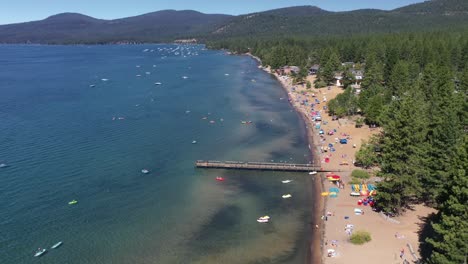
[0,0,467,43]
[0,10,232,44]
[210,0,468,39]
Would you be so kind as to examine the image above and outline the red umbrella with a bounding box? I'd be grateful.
[327,174,341,179]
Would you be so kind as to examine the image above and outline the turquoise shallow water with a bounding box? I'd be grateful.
[0,44,314,264]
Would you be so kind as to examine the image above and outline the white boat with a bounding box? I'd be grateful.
[34,248,47,257]
[141,169,150,174]
[309,171,317,175]
[281,180,292,183]
[282,194,292,199]
[51,241,63,249]
[0,163,7,168]
[192,141,197,144]
[155,82,162,85]
[101,78,109,81]
[182,76,188,79]
[89,84,96,88]
[257,215,270,223]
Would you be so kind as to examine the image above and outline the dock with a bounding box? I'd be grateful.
[195,160,323,172]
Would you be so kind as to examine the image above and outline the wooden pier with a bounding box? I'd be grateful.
[195,160,323,172]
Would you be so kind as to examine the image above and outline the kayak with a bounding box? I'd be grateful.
[68,200,77,205]
[34,248,47,257]
[51,241,63,249]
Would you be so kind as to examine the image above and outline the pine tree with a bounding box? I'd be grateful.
[426,136,468,264]
[376,86,429,214]
[388,60,411,96]
[422,66,464,204]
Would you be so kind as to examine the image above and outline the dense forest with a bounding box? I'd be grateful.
[208,31,468,263]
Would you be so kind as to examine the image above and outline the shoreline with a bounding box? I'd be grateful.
[246,53,324,264]
[245,52,438,264]
[268,70,325,264]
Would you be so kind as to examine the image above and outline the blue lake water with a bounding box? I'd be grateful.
[0,44,314,264]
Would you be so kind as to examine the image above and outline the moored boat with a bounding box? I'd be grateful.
[51,241,63,249]
[34,248,47,257]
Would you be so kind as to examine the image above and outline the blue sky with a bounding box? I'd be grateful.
[1,0,426,25]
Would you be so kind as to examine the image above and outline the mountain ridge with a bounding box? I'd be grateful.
[0,0,467,44]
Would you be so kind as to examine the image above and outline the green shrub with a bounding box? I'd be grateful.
[315,80,327,88]
[351,169,370,179]
[350,230,372,245]
[349,178,361,184]
[355,117,365,128]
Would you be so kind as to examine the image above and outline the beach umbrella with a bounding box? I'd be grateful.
[327,174,341,179]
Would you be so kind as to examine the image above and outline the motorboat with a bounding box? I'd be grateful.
[281,180,292,183]
[34,248,47,257]
[141,169,150,174]
[192,140,197,144]
[101,78,109,81]
[282,194,292,199]
[257,215,270,223]
[68,200,77,205]
[155,82,162,85]
[215,177,225,181]
[0,163,7,168]
[182,76,188,79]
[309,171,317,175]
[51,241,63,249]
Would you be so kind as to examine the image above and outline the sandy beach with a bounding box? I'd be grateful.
[255,61,437,264]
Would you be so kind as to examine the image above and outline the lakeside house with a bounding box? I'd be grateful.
[334,72,344,87]
[309,64,320,75]
[333,69,364,88]
[277,66,300,76]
